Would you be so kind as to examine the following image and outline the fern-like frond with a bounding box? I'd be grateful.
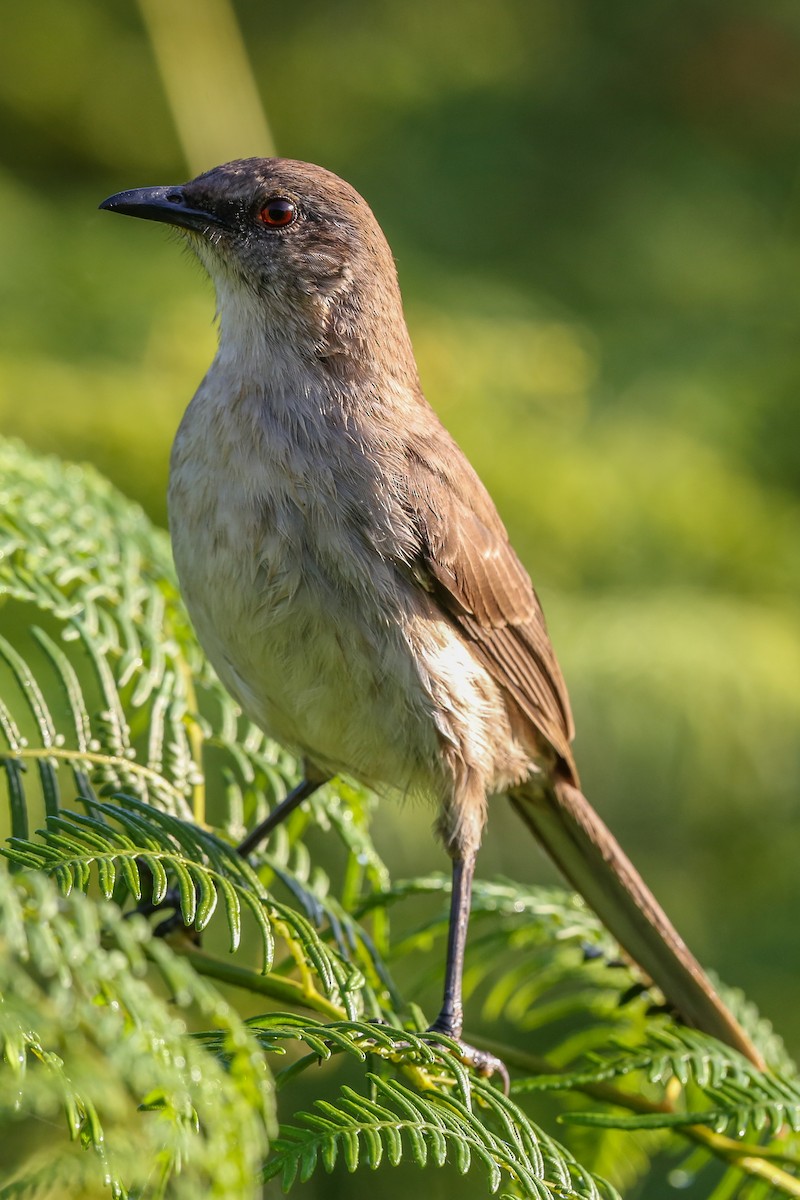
[0,629,193,817]
[2,794,375,1015]
[0,861,273,1198]
[522,1026,784,1093]
[199,1012,481,1094]
[527,1027,800,1135]
[0,441,204,820]
[264,1072,619,1199]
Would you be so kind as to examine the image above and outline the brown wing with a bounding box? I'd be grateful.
[398,420,577,777]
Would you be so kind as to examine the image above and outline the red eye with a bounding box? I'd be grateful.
[258,197,296,227]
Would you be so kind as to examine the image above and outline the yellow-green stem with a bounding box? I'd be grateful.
[13,746,186,804]
[183,947,346,1021]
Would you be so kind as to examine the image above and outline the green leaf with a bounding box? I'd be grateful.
[263,1074,615,1199]
[0,863,274,1197]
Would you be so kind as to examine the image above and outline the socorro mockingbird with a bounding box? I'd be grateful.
[100,159,763,1080]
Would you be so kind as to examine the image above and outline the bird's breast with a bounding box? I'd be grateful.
[167,373,448,794]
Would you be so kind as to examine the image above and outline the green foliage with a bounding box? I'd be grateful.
[266,1073,617,1199]
[2,439,800,1199]
[0,864,273,1199]
[5,794,370,1013]
[521,1026,800,1133]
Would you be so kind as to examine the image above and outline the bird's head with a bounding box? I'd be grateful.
[100,158,415,380]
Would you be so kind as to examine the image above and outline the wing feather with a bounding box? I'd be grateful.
[398,422,576,774]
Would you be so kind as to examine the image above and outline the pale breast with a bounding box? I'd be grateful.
[167,371,447,798]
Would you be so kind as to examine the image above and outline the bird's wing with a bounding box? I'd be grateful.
[394,412,770,1072]
[398,421,576,773]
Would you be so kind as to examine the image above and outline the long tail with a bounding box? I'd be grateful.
[509,777,765,1070]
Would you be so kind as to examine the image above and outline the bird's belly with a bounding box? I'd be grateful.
[209,597,439,792]
[170,497,445,796]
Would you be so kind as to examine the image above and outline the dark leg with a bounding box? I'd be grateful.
[237,776,325,857]
[427,849,509,1091]
[428,850,476,1040]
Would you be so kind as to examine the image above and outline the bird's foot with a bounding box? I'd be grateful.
[359,1020,509,1092]
[425,1022,510,1093]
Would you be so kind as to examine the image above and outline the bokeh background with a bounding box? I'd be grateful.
[1,0,799,1192]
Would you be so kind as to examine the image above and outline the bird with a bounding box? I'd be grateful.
[99,158,764,1079]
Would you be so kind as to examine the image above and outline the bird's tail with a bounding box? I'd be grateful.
[509,777,765,1070]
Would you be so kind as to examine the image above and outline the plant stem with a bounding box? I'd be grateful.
[136,0,275,173]
[13,746,187,805]
[183,947,346,1021]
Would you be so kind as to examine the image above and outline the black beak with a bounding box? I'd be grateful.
[98,185,222,232]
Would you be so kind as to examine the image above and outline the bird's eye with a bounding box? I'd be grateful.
[258,197,296,228]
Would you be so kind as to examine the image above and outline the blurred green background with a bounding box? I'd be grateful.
[1,0,799,1190]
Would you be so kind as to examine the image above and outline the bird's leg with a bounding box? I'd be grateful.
[237,776,325,857]
[428,851,473,1040]
[427,848,510,1092]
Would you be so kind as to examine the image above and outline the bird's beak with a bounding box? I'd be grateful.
[98,185,223,232]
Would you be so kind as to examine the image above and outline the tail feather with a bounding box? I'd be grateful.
[510,778,765,1071]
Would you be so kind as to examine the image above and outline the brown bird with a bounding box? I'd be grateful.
[100,159,764,1079]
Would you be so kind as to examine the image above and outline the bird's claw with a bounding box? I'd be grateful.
[359,1021,509,1092]
[452,1041,510,1094]
[425,1028,510,1093]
